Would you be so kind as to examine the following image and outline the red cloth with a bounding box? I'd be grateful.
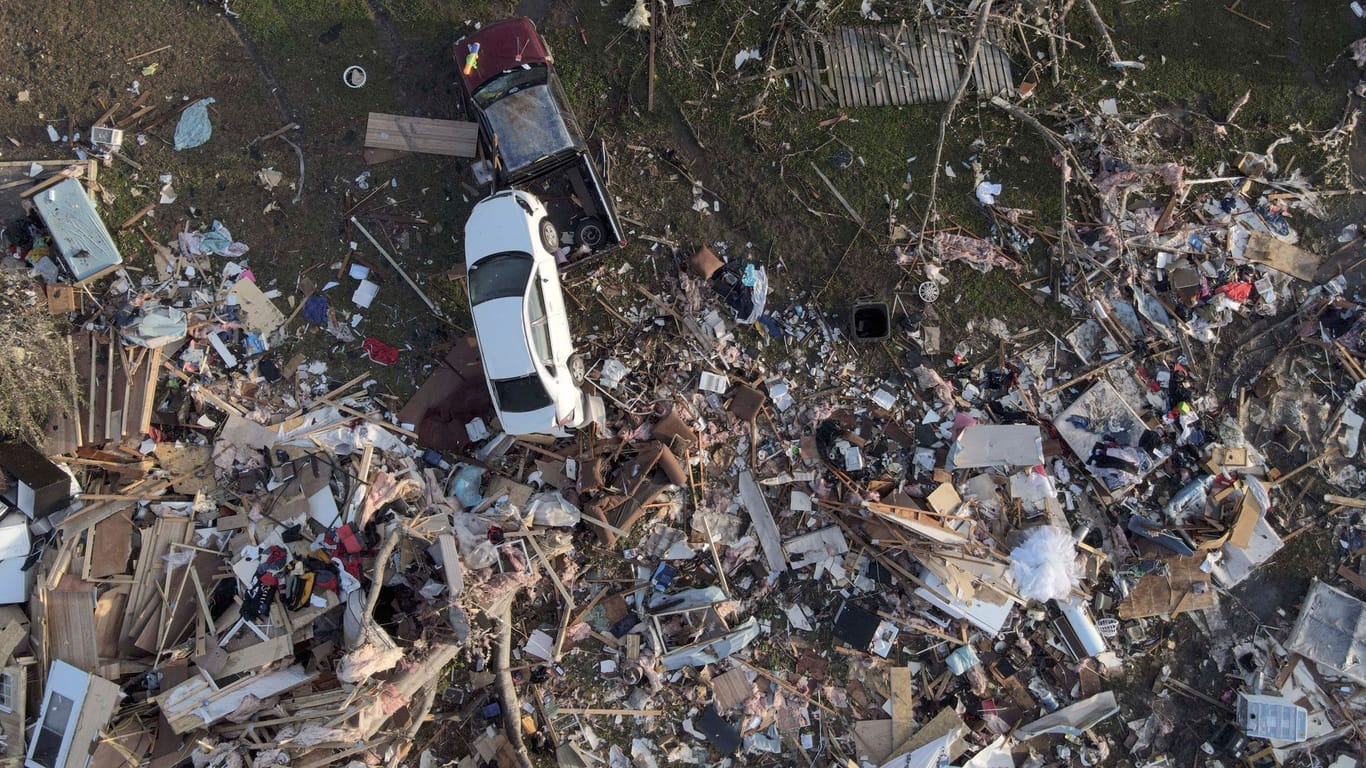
[362,337,400,365]
[1215,281,1253,302]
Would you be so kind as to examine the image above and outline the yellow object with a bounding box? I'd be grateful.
[462,42,480,76]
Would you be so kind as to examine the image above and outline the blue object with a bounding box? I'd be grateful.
[302,294,329,325]
[946,644,980,674]
[480,702,502,720]
[174,97,217,150]
[200,220,232,256]
[243,333,267,356]
[450,464,485,508]
[422,449,443,467]
[1256,205,1291,236]
[742,263,757,287]
[756,315,783,338]
[651,563,678,592]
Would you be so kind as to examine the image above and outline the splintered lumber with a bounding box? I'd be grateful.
[738,467,787,573]
[158,665,318,734]
[554,708,664,716]
[1324,494,1366,510]
[364,113,478,158]
[864,501,969,544]
[120,515,193,653]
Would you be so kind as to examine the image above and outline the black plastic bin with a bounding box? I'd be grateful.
[850,301,890,342]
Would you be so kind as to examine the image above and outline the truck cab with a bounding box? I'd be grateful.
[454,18,625,256]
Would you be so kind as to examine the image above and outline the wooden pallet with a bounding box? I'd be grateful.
[787,23,1014,110]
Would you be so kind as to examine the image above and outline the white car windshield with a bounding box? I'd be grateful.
[468,251,532,304]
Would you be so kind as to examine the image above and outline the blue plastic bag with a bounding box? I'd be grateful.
[174,97,217,150]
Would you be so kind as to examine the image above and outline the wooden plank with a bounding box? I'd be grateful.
[810,36,833,108]
[841,27,865,106]
[210,633,294,679]
[826,33,852,106]
[122,515,192,651]
[818,33,841,106]
[860,28,886,107]
[47,588,100,673]
[890,666,915,746]
[920,28,946,104]
[0,620,26,663]
[553,708,662,717]
[882,25,909,105]
[95,585,129,660]
[89,512,133,578]
[787,32,815,109]
[837,28,862,106]
[364,113,478,158]
[1337,565,1366,596]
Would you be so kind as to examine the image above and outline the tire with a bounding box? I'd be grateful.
[538,217,560,252]
[574,217,606,250]
[568,354,587,386]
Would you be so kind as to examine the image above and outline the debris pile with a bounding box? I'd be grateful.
[0,5,1364,768]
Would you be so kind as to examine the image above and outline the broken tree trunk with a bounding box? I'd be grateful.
[495,604,535,768]
[923,0,995,229]
[355,642,459,741]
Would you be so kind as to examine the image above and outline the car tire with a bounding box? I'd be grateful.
[574,217,606,250]
[568,354,587,385]
[538,217,560,252]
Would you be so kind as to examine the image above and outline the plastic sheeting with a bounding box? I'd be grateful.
[659,616,760,670]
[120,305,187,348]
[526,491,580,527]
[1008,526,1081,602]
[174,97,217,150]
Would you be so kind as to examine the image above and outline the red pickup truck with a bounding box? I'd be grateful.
[454,18,625,256]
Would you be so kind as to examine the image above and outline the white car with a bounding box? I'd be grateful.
[464,190,599,435]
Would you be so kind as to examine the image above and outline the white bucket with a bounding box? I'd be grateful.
[343,66,367,89]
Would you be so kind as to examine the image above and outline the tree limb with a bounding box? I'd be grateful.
[923,0,995,230]
[495,603,535,768]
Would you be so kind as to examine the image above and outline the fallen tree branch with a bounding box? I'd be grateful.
[495,603,535,768]
[277,134,305,205]
[1079,0,1120,65]
[923,0,995,229]
[988,96,1071,248]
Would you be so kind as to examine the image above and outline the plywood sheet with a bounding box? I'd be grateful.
[89,512,133,578]
[1244,232,1323,282]
[48,588,100,672]
[1118,555,1217,619]
[711,668,754,711]
[229,279,287,335]
[365,113,478,158]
